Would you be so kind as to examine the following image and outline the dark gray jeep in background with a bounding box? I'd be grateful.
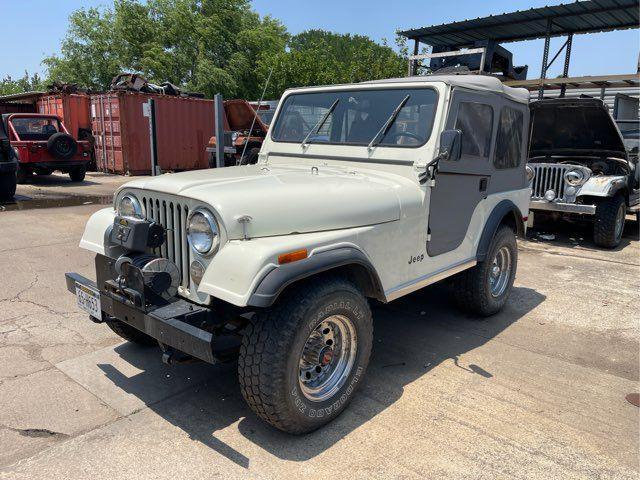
[528,98,639,248]
[0,117,17,200]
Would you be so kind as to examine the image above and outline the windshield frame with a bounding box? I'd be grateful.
[270,86,439,150]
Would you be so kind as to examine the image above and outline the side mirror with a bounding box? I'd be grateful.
[437,129,462,163]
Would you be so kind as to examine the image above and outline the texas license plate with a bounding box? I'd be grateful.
[76,283,101,320]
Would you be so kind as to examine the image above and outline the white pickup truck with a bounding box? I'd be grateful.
[66,75,533,434]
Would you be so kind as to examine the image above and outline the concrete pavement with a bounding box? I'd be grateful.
[0,199,638,479]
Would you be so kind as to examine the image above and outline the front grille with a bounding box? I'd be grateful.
[530,163,570,201]
[139,193,191,289]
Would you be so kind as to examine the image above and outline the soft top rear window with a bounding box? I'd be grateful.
[272,88,437,148]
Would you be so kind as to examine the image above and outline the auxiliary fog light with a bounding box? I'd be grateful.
[190,260,206,285]
[565,186,577,196]
[544,189,556,202]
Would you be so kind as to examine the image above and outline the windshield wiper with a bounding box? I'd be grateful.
[301,99,340,148]
[367,95,410,150]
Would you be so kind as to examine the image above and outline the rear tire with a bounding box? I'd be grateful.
[69,166,86,182]
[105,317,156,346]
[0,171,16,200]
[593,194,625,248]
[452,225,517,317]
[238,276,372,434]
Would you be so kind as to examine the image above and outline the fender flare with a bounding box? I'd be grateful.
[476,200,524,262]
[247,247,384,308]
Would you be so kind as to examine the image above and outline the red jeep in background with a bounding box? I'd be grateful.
[3,113,92,183]
[206,99,270,167]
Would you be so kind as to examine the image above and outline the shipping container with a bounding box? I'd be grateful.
[0,102,37,115]
[91,92,215,175]
[37,94,91,140]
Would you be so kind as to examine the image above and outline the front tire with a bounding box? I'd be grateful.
[452,225,517,317]
[593,194,625,248]
[238,276,373,434]
[0,171,16,200]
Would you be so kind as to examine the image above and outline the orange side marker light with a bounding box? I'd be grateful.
[278,249,308,265]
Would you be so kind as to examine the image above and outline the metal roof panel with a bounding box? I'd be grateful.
[399,0,640,46]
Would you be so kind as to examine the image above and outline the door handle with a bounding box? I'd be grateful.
[479,177,488,192]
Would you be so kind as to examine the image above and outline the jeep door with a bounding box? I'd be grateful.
[427,90,527,257]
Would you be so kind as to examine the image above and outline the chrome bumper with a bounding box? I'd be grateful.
[529,200,596,215]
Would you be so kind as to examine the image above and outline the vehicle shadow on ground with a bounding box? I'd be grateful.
[97,283,545,468]
[21,176,99,187]
[528,215,639,252]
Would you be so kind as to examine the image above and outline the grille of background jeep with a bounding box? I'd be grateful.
[530,164,570,201]
[139,194,191,289]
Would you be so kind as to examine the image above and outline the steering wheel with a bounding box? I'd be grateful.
[384,131,424,144]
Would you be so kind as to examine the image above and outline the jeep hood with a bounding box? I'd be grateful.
[529,98,627,159]
[120,164,403,239]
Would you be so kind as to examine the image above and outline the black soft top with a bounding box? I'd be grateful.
[529,98,627,159]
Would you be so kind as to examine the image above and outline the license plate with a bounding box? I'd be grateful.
[76,283,101,320]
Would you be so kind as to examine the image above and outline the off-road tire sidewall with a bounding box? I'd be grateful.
[239,278,373,434]
[453,225,517,317]
[47,133,78,160]
[593,194,626,248]
[285,289,371,430]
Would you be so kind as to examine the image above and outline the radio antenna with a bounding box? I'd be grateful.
[239,65,274,165]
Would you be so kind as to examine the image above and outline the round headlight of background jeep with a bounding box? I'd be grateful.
[544,189,556,202]
[187,209,219,255]
[231,131,240,143]
[564,169,587,186]
[118,194,143,218]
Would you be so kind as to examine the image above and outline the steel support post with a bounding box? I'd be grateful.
[560,33,573,97]
[214,94,225,169]
[538,19,552,100]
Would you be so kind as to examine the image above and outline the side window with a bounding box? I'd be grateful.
[494,107,524,169]
[454,102,493,158]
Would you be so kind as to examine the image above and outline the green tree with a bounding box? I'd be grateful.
[41,1,407,99]
[0,72,45,96]
[256,30,407,98]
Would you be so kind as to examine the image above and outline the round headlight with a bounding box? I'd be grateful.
[544,189,556,202]
[118,194,143,218]
[231,131,240,143]
[187,209,219,255]
[564,169,586,186]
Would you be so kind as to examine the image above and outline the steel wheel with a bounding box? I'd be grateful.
[298,315,357,402]
[614,203,625,240]
[489,246,512,298]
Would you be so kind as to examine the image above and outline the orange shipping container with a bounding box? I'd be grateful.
[91,92,215,175]
[37,94,91,140]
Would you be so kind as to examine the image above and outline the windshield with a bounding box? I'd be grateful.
[10,117,61,141]
[272,88,437,148]
[257,108,275,125]
[616,121,639,139]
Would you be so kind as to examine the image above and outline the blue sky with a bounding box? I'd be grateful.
[3,0,639,81]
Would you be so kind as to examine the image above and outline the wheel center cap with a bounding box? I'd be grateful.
[492,265,500,277]
[319,347,334,366]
